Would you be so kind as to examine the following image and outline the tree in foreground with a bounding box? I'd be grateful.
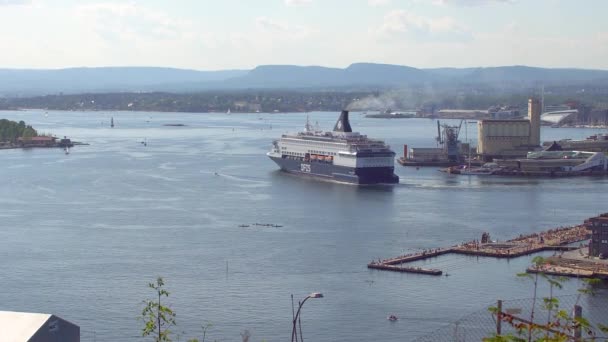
[484,256,607,342]
[141,277,177,342]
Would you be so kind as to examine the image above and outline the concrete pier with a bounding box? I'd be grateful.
[367,225,590,276]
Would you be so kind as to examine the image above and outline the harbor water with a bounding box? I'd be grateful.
[0,110,607,341]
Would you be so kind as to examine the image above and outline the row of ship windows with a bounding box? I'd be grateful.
[286,140,341,148]
[309,150,337,156]
[285,142,345,150]
[281,147,337,157]
[282,150,337,157]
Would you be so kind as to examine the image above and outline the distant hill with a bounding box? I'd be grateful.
[217,63,428,88]
[0,67,247,96]
[1,64,608,96]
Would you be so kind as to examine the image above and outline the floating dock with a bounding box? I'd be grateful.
[368,225,590,276]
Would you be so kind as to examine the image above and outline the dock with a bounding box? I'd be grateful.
[525,251,608,279]
[397,158,484,168]
[367,263,443,275]
[397,158,458,167]
[368,225,590,276]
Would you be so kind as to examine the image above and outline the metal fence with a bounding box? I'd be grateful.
[412,294,608,342]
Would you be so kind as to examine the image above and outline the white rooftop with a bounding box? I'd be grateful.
[0,310,51,342]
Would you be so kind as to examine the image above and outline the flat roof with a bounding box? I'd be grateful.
[479,119,529,123]
[0,310,50,342]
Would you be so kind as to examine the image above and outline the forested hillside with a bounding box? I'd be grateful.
[0,119,38,142]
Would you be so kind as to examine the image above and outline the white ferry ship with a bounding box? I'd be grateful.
[267,110,399,184]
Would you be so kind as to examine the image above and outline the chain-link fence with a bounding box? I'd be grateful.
[413,294,608,341]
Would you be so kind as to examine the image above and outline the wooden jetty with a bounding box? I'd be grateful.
[368,225,590,276]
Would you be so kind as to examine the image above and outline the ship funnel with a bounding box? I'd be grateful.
[333,110,353,132]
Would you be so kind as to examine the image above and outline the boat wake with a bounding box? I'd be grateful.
[204,170,271,187]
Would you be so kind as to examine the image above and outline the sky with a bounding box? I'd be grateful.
[0,0,607,70]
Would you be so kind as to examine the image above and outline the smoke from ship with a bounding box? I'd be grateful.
[344,86,441,112]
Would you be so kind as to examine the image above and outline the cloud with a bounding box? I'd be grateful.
[284,0,312,6]
[433,0,514,6]
[374,9,471,42]
[75,2,196,41]
[368,0,391,6]
[0,0,30,5]
[255,16,316,38]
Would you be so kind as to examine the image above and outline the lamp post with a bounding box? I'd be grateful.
[291,292,323,342]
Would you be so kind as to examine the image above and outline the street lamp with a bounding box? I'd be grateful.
[291,292,323,342]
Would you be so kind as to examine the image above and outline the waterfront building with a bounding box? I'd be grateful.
[0,310,80,341]
[586,213,608,258]
[528,98,541,146]
[541,109,578,126]
[17,136,56,147]
[437,109,489,119]
[495,150,607,173]
[543,133,608,153]
[477,98,541,161]
[406,147,445,162]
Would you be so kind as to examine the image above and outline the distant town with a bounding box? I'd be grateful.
[1,89,607,128]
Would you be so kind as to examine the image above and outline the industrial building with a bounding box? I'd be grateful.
[406,147,445,162]
[477,98,541,161]
[0,310,79,342]
[586,213,608,258]
[399,121,471,166]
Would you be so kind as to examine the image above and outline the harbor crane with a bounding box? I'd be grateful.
[436,119,463,162]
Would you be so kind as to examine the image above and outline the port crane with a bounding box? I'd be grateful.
[436,120,463,162]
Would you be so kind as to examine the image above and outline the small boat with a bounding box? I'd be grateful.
[238,224,250,228]
[387,314,398,321]
[111,117,115,128]
[64,147,70,155]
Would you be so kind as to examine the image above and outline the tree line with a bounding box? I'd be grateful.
[0,119,38,143]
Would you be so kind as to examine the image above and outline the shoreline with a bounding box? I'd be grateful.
[2,109,608,126]
[0,108,340,115]
[0,142,87,150]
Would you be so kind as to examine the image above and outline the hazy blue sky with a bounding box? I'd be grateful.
[1,0,606,70]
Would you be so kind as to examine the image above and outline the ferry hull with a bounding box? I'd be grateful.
[269,156,399,185]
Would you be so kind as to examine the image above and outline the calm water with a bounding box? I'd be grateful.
[1,110,607,341]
